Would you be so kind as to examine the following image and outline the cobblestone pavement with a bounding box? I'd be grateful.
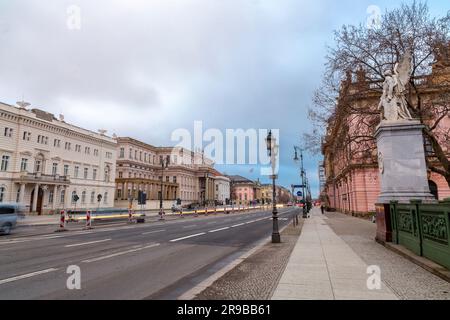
[324,211,450,300]
[195,221,303,300]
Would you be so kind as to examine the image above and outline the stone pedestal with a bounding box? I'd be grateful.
[375,120,435,203]
[374,120,435,243]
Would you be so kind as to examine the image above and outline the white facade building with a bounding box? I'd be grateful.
[0,102,117,214]
[214,176,230,204]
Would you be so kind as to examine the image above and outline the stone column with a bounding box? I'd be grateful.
[19,183,26,204]
[52,185,58,210]
[32,183,39,212]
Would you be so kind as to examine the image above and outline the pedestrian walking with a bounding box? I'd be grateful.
[320,205,325,214]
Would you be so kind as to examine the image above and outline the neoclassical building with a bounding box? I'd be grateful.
[228,175,262,205]
[0,102,117,214]
[114,137,217,208]
[214,174,230,205]
[322,44,450,216]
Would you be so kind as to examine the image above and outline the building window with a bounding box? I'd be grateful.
[64,165,69,176]
[120,148,125,158]
[166,176,169,182]
[23,131,31,141]
[104,166,110,182]
[65,142,71,150]
[52,163,58,175]
[90,191,95,204]
[81,191,86,204]
[85,147,90,154]
[118,172,123,178]
[75,145,81,152]
[60,190,65,204]
[173,176,177,183]
[129,148,133,159]
[117,189,122,199]
[84,168,88,179]
[74,166,79,178]
[94,149,99,157]
[0,186,5,202]
[20,158,28,172]
[106,152,112,159]
[49,191,54,204]
[104,192,108,204]
[54,139,61,147]
[93,169,97,180]
[0,155,9,172]
[4,127,13,137]
[34,159,42,173]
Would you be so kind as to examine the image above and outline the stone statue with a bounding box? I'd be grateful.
[378,50,413,121]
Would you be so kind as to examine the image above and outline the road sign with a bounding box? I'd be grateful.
[292,185,306,189]
[297,191,303,197]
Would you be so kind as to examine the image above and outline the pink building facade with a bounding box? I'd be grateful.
[322,44,450,216]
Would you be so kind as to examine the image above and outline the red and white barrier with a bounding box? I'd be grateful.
[128,209,134,223]
[84,210,93,229]
[159,208,165,220]
[55,210,67,232]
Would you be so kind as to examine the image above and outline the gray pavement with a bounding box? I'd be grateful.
[0,207,300,299]
[272,208,450,300]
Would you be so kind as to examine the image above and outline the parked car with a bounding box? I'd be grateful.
[0,203,25,235]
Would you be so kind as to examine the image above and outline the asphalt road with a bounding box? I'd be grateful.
[0,207,300,299]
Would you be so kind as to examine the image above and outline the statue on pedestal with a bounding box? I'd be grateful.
[378,50,413,121]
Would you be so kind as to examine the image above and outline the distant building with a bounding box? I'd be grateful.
[318,161,326,194]
[114,137,216,208]
[261,184,292,204]
[227,175,261,205]
[0,102,117,214]
[214,175,230,205]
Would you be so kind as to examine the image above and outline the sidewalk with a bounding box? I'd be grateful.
[272,209,397,300]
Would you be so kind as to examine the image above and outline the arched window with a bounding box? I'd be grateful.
[91,191,95,204]
[60,190,65,204]
[104,192,108,204]
[81,191,86,204]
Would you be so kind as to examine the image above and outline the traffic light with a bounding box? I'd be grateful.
[73,194,79,203]
[97,194,102,203]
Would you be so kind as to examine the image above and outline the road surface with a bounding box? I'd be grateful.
[0,207,300,299]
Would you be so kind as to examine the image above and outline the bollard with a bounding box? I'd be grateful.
[84,210,93,230]
[195,209,198,217]
[205,207,208,216]
[128,209,134,223]
[159,208,165,221]
[214,206,217,215]
[55,210,67,232]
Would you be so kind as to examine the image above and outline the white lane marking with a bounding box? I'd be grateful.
[0,240,28,245]
[206,221,217,225]
[231,223,246,228]
[0,268,58,285]
[208,227,230,233]
[182,225,197,229]
[64,239,111,248]
[170,233,206,242]
[82,243,160,263]
[142,229,165,235]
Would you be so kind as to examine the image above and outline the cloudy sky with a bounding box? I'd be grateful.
[0,0,448,197]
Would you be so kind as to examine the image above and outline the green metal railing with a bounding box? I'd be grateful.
[390,199,450,269]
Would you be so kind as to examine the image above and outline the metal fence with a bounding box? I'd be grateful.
[390,199,450,269]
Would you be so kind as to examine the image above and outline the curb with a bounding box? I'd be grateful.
[177,210,301,300]
[379,240,450,283]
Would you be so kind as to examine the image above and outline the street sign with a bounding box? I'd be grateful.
[297,191,302,197]
[292,185,305,189]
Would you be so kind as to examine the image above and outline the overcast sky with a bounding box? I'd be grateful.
[0,0,448,197]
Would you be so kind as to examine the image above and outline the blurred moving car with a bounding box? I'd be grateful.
[0,203,25,235]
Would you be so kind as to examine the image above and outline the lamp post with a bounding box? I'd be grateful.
[266,130,280,243]
[294,146,307,218]
[159,157,169,218]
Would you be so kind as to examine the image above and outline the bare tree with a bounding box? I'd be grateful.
[307,1,450,186]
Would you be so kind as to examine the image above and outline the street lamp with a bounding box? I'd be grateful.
[266,130,281,243]
[159,156,169,218]
[294,146,307,218]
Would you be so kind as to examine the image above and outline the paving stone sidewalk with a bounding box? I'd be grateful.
[195,221,304,300]
[272,208,450,300]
